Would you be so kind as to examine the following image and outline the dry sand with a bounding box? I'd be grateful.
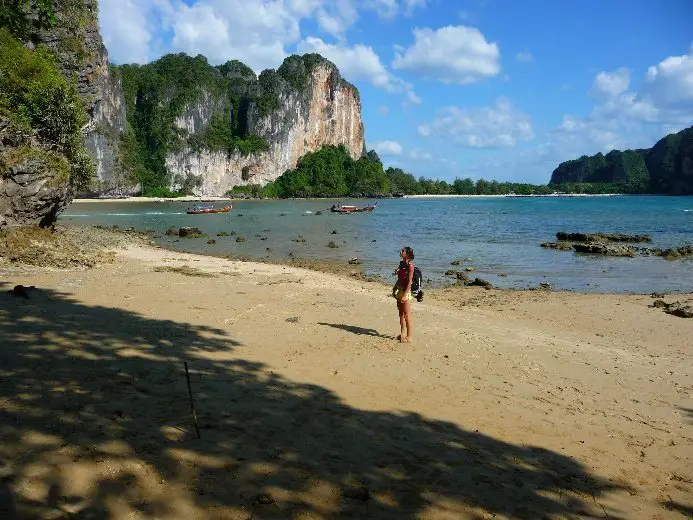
[0,238,691,519]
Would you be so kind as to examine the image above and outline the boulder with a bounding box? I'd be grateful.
[178,227,204,238]
[327,241,338,248]
[235,235,247,242]
[650,300,693,318]
[216,231,229,237]
[465,277,492,289]
[165,227,179,236]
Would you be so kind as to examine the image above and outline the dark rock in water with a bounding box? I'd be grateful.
[216,231,229,237]
[165,227,179,236]
[372,239,376,242]
[465,278,493,289]
[464,266,474,272]
[315,210,323,215]
[236,213,243,216]
[451,260,461,266]
[456,272,470,281]
[498,272,508,277]
[539,282,552,289]
[280,213,286,217]
[207,239,216,244]
[229,231,237,236]
[541,241,573,250]
[235,236,247,242]
[556,232,651,243]
[650,299,693,318]
[331,230,338,234]
[657,245,693,259]
[348,258,361,265]
[327,241,338,248]
[263,229,271,232]
[260,236,268,240]
[444,269,457,276]
[293,237,306,243]
[179,227,204,238]
[572,243,637,257]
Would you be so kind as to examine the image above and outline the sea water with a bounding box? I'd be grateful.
[61,196,693,293]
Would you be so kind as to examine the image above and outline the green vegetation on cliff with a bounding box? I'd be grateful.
[549,126,693,194]
[117,53,269,195]
[0,27,94,190]
[116,52,348,195]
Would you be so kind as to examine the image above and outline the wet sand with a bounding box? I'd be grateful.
[0,234,691,519]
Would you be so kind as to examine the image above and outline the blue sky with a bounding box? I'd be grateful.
[98,0,693,183]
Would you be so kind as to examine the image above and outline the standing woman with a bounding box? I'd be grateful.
[394,246,415,343]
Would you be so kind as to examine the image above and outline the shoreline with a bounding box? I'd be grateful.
[2,232,691,518]
[70,193,625,203]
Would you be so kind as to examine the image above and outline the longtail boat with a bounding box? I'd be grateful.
[185,204,233,215]
[330,201,378,214]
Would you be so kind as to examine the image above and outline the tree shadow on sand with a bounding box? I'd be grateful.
[0,282,630,519]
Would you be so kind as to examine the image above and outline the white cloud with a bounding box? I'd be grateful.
[643,49,693,109]
[377,105,390,115]
[418,98,534,148]
[516,51,533,63]
[408,149,432,160]
[373,140,403,156]
[403,0,428,15]
[591,67,630,99]
[297,37,420,102]
[99,0,362,71]
[392,25,500,84]
[314,0,359,38]
[99,0,158,64]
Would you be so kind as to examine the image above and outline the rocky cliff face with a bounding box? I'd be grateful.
[118,54,365,196]
[167,63,364,195]
[1,0,114,227]
[82,65,130,195]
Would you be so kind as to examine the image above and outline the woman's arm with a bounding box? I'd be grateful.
[405,263,414,293]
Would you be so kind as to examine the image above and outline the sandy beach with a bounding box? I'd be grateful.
[1,233,691,519]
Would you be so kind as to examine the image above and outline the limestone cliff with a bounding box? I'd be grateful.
[1,0,110,227]
[116,53,365,196]
[167,60,364,195]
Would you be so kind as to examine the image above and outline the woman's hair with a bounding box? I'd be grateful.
[402,246,414,259]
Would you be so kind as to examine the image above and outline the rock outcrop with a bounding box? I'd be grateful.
[165,58,365,196]
[1,0,119,227]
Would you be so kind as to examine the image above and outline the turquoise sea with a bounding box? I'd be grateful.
[61,195,693,294]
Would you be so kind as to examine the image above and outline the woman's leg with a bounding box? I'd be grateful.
[403,300,413,341]
[397,301,406,340]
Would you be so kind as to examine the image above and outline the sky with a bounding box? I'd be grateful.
[98,0,693,184]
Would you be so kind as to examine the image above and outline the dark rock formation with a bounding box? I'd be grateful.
[556,232,651,243]
[465,278,493,289]
[178,227,203,238]
[650,299,693,318]
[572,243,638,257]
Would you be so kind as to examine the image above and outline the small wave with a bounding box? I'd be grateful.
[685,209,692,212]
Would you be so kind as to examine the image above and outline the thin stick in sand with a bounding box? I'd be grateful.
[184,361,201,439]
